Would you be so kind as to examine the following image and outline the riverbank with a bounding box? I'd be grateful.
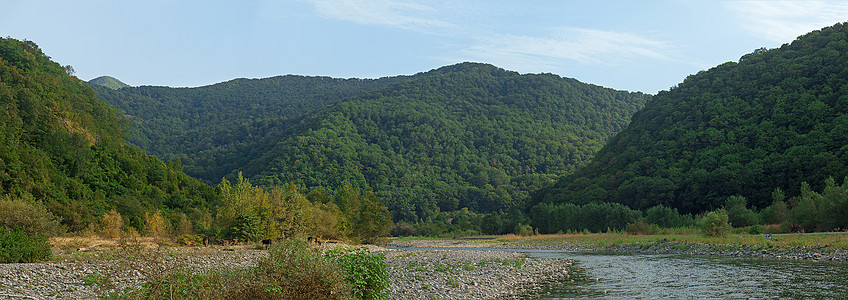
[388,232,848,262]
[379,248,572,299]
[0,240,574,299]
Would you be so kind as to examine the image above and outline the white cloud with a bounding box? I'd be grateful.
[727,1,848,43]
[304,0,454,32]
[466,27,677,67]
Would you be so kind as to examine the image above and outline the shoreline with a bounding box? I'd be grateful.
[388,237,848,262]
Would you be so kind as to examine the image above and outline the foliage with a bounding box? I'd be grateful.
[114,239,350,299]
[230,212,263,243]
[724,195,759,228]
[625,220,660,235]
[0,194,64,236]
[531,22,848,216]
[94,62,649,222]
[100,209,124,239]
[528,201,641,234]
[390,222,416,237]
[644,205,694,228]
[0,227,52,263]
[0,38,217,234]
[700,209,731,237]
[328,247,390,300]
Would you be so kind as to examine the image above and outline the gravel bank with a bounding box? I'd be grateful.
[1,243,573,299]
[0,246,267,299]
[378,248,573,299]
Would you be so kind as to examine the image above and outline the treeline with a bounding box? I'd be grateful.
[530,22,848,216]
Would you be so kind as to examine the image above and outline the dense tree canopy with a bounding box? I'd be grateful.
[93,62,648,222]
[531,22,848,215]
[0,38,216,232]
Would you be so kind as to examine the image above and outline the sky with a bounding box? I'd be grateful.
[3,1,848,94]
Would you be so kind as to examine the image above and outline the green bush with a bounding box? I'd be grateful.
[625,220,660,235]
[725,195,759,227]
[328,247,390,300]
[700,209,731,237]
[0,227,52,263]
[0,196,64,236]
[114,239,350,299]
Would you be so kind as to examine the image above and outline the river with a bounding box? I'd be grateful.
[526,250,848,299]
[389,246,847,299]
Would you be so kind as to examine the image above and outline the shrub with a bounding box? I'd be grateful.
[514,223,534,236]
[700,209,731,237]
[390,222,416,237]
[625,220,659,235]
[114,239,350,299]
[0,227,52,263]
[0,195,64,236]
[100,209,124,239]
[725,195,759,227]
[328,247,390,300]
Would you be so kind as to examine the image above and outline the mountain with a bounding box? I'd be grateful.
[89,75,130,90]
[0,38,216,232]
[90,75,405,182]
[95,62,649,221]
[530,22,848,216]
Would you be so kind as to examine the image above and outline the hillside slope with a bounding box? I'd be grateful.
[91,75,403,181]
[239,63,649,221]
[0,38,215,231]
[530,22,848,214]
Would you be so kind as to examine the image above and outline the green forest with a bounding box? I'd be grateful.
[93,62,649,222]
[529,22,848,233]
[4,21,848,251]
[0,38,391,254]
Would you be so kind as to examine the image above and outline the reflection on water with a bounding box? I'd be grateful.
[528,251,848,299]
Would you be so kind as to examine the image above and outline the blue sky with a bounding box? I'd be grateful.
[3,1,848,93]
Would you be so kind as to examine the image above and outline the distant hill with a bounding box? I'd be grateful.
[88,75,130,90]
[95,62,649,221]
[91,74,405,182]
[530,22,848,216]
[0,38,215,231]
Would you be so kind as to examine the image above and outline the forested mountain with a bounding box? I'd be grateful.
[0,38,216,232]
[94,62,649,222]
[530,22,848,215]
[90,75,404,182]
[89,75,130,90]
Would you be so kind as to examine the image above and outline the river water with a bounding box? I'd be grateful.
[525,250,848,299]
[390,246,847,299]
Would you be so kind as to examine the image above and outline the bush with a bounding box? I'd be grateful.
[328,247,390,300]
[0,227,52,263]
[700,209,731,237]
[390,222,416,237]
[115,239,350,299]
[725,195,759,227]
[0,195,64,236]
[625,220,659,235]
[514,223,534,236]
